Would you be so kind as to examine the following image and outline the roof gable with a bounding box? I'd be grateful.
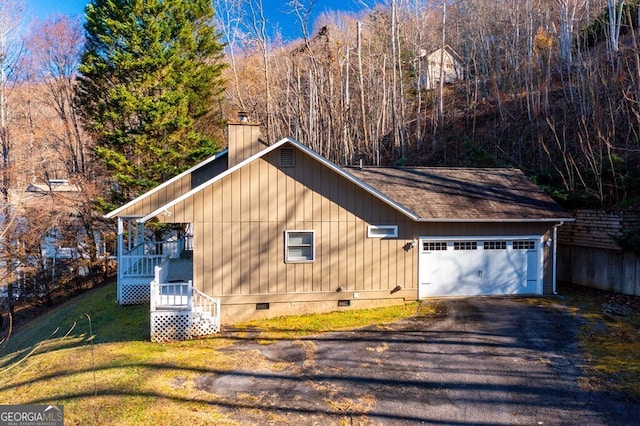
[426,46,462,64]
[138,137,419,223]
[105,149,228,219]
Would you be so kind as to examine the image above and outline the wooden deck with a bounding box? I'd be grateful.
[167,258,193,282]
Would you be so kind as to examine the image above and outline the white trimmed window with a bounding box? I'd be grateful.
[513,240,535,250]
[423,241,447,251]
[367,225,398,238]
[285,230,315,263]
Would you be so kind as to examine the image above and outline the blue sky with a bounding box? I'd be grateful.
[27,0,377,41]
[28,0,87,19]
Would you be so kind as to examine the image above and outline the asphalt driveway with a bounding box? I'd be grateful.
[195,298,639,425]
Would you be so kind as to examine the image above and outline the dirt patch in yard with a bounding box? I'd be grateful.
[557,283,640,400]
[194,296,640,425]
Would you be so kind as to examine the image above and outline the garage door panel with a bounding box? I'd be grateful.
[525,250,538,293]
[485,248,526,293]
[419,239,540,297]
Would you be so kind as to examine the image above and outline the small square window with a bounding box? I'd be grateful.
[484,241,507,250]
[367,225,398,238]
[423,241,447,251]
[256,303,270,310]
[338,300,351,307]
[454,241,477,250]
[513,240,535,250]
[285,230,315,263]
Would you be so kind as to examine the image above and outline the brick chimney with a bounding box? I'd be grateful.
[227,111,263,167]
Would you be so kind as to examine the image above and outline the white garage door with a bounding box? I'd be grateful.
[418,238,541,298]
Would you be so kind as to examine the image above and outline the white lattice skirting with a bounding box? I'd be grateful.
[121,284,151,305]
[151,311,220,342]
[191,317,220,337]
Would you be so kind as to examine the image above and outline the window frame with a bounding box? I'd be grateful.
[453,241,478,250]
[513,240,536,250]
[367,225,398,239]
[284,230,315,263]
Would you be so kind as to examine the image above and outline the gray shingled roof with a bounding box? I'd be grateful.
[348,167,571,221]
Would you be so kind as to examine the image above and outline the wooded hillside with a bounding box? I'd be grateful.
[217,0,640,210]
[2,0,640,311]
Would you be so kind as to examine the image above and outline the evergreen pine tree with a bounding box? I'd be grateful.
[76,0,226,203]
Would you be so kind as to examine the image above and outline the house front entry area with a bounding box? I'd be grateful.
[418,237,542,298]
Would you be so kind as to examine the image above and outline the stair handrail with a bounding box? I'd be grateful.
[192,287,221,328]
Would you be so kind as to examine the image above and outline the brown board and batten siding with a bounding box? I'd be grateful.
[106,152,228,218]
[115,172,193,217]
[193,148,418,300]
[159,145,418,306]
[157,142,559,311]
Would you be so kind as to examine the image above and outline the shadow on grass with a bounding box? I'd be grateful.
[1,287,639,424]
[0,340,611,425]
[0,281,149,367]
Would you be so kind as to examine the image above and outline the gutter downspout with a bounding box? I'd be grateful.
[552,221,565,295]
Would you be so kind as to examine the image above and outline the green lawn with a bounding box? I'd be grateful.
[0,281,421,425]
[558,284,640,398]
[1,281,638,424]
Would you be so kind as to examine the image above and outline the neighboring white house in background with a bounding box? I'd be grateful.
[25,180,85,262]
[419,46,463,90]
[23,180,113,277]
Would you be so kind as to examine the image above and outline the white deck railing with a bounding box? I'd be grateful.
[150,261,220,341]
[192,287,221,329]
[119,239,184,280]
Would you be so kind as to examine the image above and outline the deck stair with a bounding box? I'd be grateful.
[150,260,220,342]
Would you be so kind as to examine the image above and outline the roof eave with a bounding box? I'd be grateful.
[104,148,229,219]
[415,217,575,223]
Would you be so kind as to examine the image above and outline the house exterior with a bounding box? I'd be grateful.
[1,180,111,306]
[23,180,112,272]
[419,46,463,90]
[107,120,573,340]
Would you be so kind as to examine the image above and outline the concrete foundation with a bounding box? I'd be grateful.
[220,295,413,325]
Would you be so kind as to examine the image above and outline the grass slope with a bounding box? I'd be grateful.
[1,281,637,424]
[0,281,421,425]
[561,285,640,398]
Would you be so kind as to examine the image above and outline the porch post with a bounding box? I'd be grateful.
[136,220,145,246]
[117,217,124,303]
